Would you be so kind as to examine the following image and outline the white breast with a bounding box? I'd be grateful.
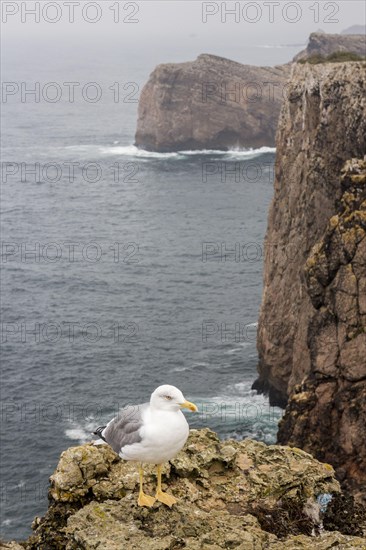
[120,408,189,464]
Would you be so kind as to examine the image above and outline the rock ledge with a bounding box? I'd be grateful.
[15,429,366,549]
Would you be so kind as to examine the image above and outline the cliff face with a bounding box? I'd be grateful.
[293,32,366,61]
[256,62,366,500]
[135,34,365,153]
[256,61,366,406]
[19,429,366,548]
[278,158,366,501]
[135,54,289,152]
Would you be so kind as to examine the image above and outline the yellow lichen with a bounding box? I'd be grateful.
[350,174,366,184]
[329,215,339,230]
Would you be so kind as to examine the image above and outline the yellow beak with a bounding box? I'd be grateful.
[180,400,198,412]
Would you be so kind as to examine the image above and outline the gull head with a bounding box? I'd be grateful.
[150,384,198,412]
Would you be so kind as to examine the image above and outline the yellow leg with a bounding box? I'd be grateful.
[137,464,155,507]
[155,464,177,507]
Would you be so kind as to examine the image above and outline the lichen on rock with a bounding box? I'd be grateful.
[256,62,366,409]
[293,32,366,62]
[0,543,25,550]
[20,429,366,549]
[278,158,366,502]
[254,60,366,508]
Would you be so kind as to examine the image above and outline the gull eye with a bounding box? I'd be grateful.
[164,395,172,401]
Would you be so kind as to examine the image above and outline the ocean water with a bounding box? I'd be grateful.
[0,39,294,540]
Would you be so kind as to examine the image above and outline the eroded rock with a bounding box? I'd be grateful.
[256,63,366,407]
[135,54,290,151]
[293,32,366,61]
[21,429,366,549]
[277,158,366,502]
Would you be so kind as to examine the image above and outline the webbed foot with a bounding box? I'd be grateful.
[155,490,177,507]
[138,492,156,507]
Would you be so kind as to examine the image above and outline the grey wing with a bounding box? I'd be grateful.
[102,402,148,454]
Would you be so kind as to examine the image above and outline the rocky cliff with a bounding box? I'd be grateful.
[135,34,365,153]
[8,429,366,549]
[135,54,289,151]
[255,62,366,498]
[277,158,366,502]
[256,61,366,405]
[293,32,366,61]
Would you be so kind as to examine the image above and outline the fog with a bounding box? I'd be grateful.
[2,1,365,66]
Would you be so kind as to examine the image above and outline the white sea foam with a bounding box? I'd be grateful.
[189,381,283,443]
[99,145,181,158]
[65,418,97,444]
[195,380,283,419]
[226,345,250,355]
[184,146,276,158]
[62,143,275,160]
[171,361,210,373]
[65,427,91,443]
[226,147,276,159]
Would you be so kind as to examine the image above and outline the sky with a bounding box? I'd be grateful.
[1,1,365,54]
[0,1,365,76]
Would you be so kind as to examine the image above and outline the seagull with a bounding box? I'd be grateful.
[93,384,198,507]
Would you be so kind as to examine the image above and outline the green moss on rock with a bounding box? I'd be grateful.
[298,52,366,64]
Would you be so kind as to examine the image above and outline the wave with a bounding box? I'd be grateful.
[63,143,275,160]
[65,426,92,443]
[100,145,180,159]
[184,146,276,158]
[190,380,283,444]
[65,417,97,444]
[226,344,251,355]
[193,380,283,417]
[170,361,210,373]
[99,144,276,159]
